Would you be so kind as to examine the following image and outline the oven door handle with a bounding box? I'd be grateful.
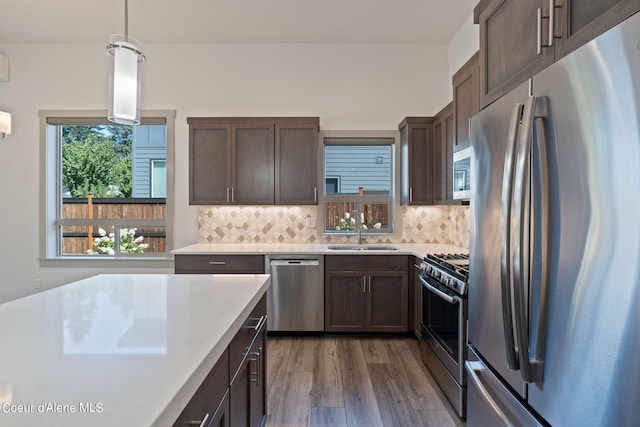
[419,276,460,305]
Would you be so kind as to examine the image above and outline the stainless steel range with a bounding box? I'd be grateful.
[418,253,469,418]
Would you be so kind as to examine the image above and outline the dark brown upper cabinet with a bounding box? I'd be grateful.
[275,120,318,205]
[554,0,640,60]
[399,117,435,205]
[475,0,554,109]
[475,0,640,109]
[189,123,232,205]
[188,117,319,206]
[233,122,275,205]
[452,52,480,153]
[433,102,455,203]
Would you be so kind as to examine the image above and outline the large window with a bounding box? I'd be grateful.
[40,110,175,261]
[322,137,395,234]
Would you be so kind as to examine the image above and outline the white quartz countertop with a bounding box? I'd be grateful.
[0,273,270,427]
[172,242,468,258]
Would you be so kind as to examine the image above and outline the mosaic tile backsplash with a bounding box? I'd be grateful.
[199,205,470,248]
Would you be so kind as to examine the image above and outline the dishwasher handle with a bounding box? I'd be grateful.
[270,260,320,266]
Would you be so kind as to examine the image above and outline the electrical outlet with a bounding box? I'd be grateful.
[305,217,316,228]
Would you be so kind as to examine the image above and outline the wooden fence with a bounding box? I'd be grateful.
[62,198,166,255]
[325,202,389,231]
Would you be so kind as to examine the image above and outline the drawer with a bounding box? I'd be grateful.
[173,348,229,427]
[175,255,265,274]
[229,295,267,382]
[325,255,409,272]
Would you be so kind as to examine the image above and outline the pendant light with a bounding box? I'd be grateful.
[106,0,145,125]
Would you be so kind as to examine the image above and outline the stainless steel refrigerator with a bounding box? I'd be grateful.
[467,10,640,427]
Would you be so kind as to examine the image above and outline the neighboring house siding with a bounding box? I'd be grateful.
[132,125,167,197]
[325,146,391,194]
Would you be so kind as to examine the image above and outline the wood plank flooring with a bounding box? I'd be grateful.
[265,335,466,427]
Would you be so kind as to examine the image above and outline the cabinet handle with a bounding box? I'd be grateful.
[409,187,413,203]
[363,276,367,293]
[537,0,560,55]
[368,276,372,294]
[231,187,235,202]
[314,187,317,203]
[208,261,226,265]
[249,347,261,385]
[537,8,543,55]
[226,187,230,203]
[186,413,210,426]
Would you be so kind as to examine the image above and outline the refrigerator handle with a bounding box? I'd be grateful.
[530,99,551,383]
[513,96,549,384]
[500,102,524,370]
[513,95,535,383]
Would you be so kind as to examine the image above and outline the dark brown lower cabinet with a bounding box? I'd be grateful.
[173,295,267,427]
[173,349,230,427]
[229,296,267,427]
[210,392,230,427]
[325,256,408,333]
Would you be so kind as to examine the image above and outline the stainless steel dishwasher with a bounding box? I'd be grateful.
[265,255,324,332]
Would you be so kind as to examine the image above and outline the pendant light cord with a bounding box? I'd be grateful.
[124,0,129,41]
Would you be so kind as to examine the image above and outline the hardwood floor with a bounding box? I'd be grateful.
[265,335,466,427]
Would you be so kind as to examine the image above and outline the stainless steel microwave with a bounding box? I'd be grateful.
[453,147,471,200]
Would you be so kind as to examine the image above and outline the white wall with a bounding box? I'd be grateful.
[0,42,449,303]
[447,13,480,98]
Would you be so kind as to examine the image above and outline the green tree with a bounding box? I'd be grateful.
[62,125,132,198]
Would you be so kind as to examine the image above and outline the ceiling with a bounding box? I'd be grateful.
[0,0,477,44]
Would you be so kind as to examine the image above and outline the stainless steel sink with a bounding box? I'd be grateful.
[327,245,398,251]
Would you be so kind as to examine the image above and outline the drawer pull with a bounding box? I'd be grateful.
[186,412,210,426]
[246,315,266,332]
[208,261,226,265]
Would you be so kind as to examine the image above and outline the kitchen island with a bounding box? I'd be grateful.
[0,273,270,427]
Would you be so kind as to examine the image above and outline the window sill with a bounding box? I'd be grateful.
[39,256,174,269]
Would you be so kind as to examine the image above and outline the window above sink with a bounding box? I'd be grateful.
[320,132,397,235]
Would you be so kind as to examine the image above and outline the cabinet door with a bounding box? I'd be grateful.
[399,119,434,205]
[275,121,318,205]
[232,123,275,205]
[210,392,230,427]
[249,328,266,427]
[443,106,455,201]
[452,52,479,153]
[230,356,250,427]
[190,124,232,205]
[432,114,445,203]
[325,271,367,332]
[478,0,554,108]
[555,0,640,60]
[367,271,408,332]
[173,349,229,427]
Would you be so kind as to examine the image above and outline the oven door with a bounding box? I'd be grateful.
[420,274,467,385]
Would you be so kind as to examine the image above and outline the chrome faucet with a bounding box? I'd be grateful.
[352,206,365,245]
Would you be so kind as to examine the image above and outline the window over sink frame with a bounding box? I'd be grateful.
[319,130,400,237]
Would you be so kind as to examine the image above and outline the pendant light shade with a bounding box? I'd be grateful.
[0,111,10,138]
[106,0,145,125]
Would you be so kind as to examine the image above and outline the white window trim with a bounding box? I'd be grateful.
[39,109,176,267]
[318,130,402,236]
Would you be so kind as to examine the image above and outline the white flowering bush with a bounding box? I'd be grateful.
[87,227,149,255]
[335,211,382,231]
[336,211,356,231]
